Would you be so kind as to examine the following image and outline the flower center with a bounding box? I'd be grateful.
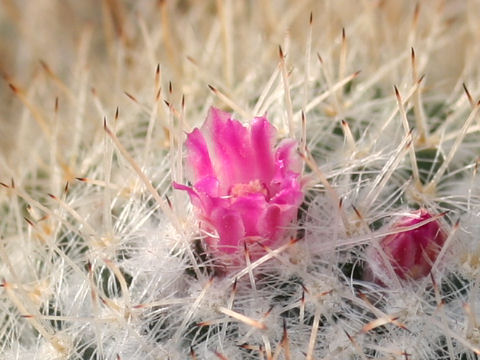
[230,179,268,199]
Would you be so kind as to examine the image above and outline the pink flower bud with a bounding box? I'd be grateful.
[174,107,303,262]
[366,209,446,282]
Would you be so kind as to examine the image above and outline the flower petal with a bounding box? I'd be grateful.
[251,116,276,183]
[172,182,203,209]
[202,107,255,190]
[258,204,293,247]
[230,194,266,236]
[270,186,303,206]
[209,207,245,254]
[185,128,215,182]
[194,175,219,197]
[276,139,302,174]
[368,209,446,281]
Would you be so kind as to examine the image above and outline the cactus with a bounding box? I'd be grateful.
[1,1,480,359]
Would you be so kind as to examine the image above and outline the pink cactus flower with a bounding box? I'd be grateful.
[174,107,303,261]
[366,209,447,282]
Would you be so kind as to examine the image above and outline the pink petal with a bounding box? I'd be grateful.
[173,181,219,215]
[371,209,446,281]
[259,205,285,247]
[251,116,276,183]
[275,139,302,174]
[202,108,254,190]
[172,182,203,209]
[230,194,267,236]
[209,207,245,254]
[383,232,417,272]
[269,175,303,205]
[185,129,215,182]
[194,176,219,197]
